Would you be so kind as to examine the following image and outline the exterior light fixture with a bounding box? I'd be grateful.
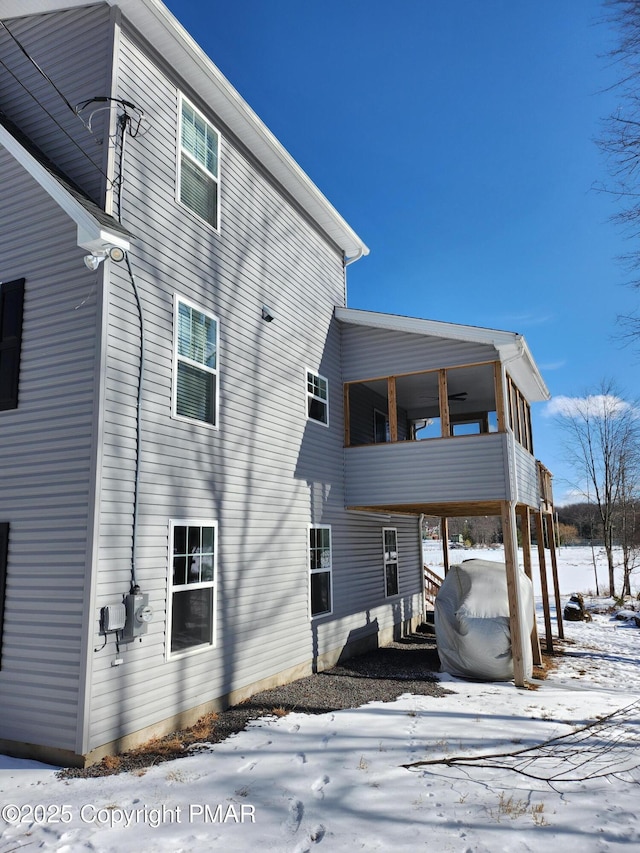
[83,252,104,270]
[261,305,274,322]
[83,246,127,270]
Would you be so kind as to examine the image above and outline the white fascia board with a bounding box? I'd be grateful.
[336,306,550,402]
[336,306,519,346]
[0,125,130,254]
[3,0,369,261]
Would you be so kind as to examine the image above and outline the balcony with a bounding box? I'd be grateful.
[345,432,542,515]
[343,361,546,516]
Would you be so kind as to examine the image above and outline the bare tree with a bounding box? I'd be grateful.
[551,379,640,597]
[600,1,640,316]
[616,450,640,593]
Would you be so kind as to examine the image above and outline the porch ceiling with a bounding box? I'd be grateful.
[347,501,507,518]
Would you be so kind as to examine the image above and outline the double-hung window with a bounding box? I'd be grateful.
[168,520,217,656]
[179,97,220,229]
[383,528,399,597]
[309,525,332,616]
[173,296,218,427]
[307,370,328,426]
[0,278,25,411]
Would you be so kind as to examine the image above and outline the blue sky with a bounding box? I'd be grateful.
[166,0,637,502]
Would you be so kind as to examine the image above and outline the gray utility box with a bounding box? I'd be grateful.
[121,591,153,643]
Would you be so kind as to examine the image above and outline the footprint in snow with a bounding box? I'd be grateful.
[293,824,327,852]
[311,775,330,799]
[284,798,304,833]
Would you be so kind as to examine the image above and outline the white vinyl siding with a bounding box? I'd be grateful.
[173,295,219,427]
[178,97,220,230]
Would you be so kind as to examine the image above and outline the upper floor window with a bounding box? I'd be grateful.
[179,97,220,229]
[0,278,25,411]
[173,296,219,427]
[307,370,328,426]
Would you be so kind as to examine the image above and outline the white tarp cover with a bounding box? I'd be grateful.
[434,559,534,681]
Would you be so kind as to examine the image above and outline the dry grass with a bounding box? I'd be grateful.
[489,791,547,825]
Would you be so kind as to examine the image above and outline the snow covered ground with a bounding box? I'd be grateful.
[1,547,639,852]
[422,541,640,598]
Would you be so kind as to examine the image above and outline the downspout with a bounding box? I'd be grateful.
[343,246,365,308]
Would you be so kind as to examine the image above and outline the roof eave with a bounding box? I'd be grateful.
[0,124,131,254]
[336,306,550,403]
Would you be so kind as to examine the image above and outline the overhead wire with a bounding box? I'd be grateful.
[0,55,111,185]
[0,20,81,121]
[0,18,146,600]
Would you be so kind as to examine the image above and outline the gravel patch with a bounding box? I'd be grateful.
[60,630,446,779]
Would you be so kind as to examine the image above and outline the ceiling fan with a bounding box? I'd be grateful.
[425,391,468,402]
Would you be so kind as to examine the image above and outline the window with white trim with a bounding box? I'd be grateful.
[168,520,217,656]
[307,370,328,426]
[173,296,218,426]
[383,527,399,597]
[309,525,332,616]
[179,97,220,229]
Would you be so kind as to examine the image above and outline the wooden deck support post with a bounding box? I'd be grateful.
[534,510,553,654]
[545,512,564,640]
[438,369,450,437]
[441,517,450,576]
[501,501,527,687]
[343,383,351,448]
[388,376,398,442]
[518,506,542,666]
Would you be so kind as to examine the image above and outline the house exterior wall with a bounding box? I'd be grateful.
[1,3,552,763]
[340,324,500,381]
[513,440,540,508]
[83,22,422,756]
[0,151,101,754]
[0,5,114,203]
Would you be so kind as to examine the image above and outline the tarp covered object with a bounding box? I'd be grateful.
[434,559,534,681]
